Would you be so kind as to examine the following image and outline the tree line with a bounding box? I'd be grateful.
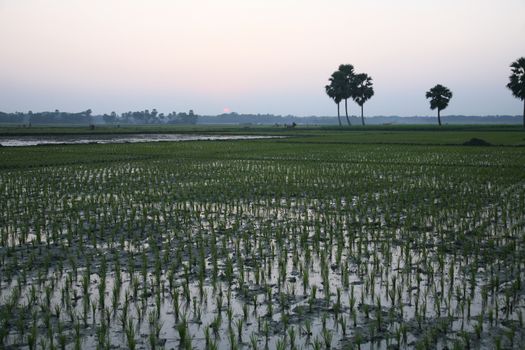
[0,110,93,125]
[326,57,525,128]
[102,109,197,125]
[0,109,198,125]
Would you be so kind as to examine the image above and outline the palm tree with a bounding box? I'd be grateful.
[506,57,525,128]
[325,71,346,127]
[338,64,355,126]
[425,84,453,126]
[353,73,374,126]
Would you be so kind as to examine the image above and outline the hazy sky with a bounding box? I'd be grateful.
[1,0,524,116]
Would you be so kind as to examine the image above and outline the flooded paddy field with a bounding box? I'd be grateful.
[0,133,524,349]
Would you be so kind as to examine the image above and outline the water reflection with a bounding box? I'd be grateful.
[0,134,278,147]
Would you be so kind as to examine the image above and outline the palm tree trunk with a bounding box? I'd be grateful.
[361,105,365,126]
[344,99,351,126]
[437,109,442,126]
[337,102,342,127]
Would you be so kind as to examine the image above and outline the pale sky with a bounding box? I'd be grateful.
[1,0,524,116]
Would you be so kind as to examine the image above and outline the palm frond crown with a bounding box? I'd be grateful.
[425,84,453,111]
[507,57,525,100]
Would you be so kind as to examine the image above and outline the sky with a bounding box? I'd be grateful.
[1,0,524,117]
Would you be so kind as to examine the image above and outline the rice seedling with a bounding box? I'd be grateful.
[249,332,258,350]
[125,319,136,350]
[176,316,190,346]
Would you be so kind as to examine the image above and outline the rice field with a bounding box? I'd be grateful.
[1,130,524,349]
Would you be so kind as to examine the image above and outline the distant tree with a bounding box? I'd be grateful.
[84,109,93,125]
[183,110,198,124]
[26,110,33,125]
[103,112,118,124]
[506,57,525,128]
[353,73,374,126]
[325,70,346,127]
[166,110,198,125]
[425,84,453,126]
[338,64,356,126]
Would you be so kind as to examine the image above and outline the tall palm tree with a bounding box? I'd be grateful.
[506,57,525,128]
[325,71,346,127]
[338,64,355,126]
[425,84,453,126]
[353,73,374,126]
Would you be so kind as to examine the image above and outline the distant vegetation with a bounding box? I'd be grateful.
[103,109,197,125]
[196,114,522,126]
[0,109,198,125]
[0,111,522,127]
[1,57,524,128]
[0,109,94,125]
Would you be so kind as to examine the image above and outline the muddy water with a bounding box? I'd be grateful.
[0,134,279,147]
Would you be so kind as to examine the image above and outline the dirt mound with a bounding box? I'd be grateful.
[463,138,492,146]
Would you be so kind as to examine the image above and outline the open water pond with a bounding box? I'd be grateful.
[0,134,278,147]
